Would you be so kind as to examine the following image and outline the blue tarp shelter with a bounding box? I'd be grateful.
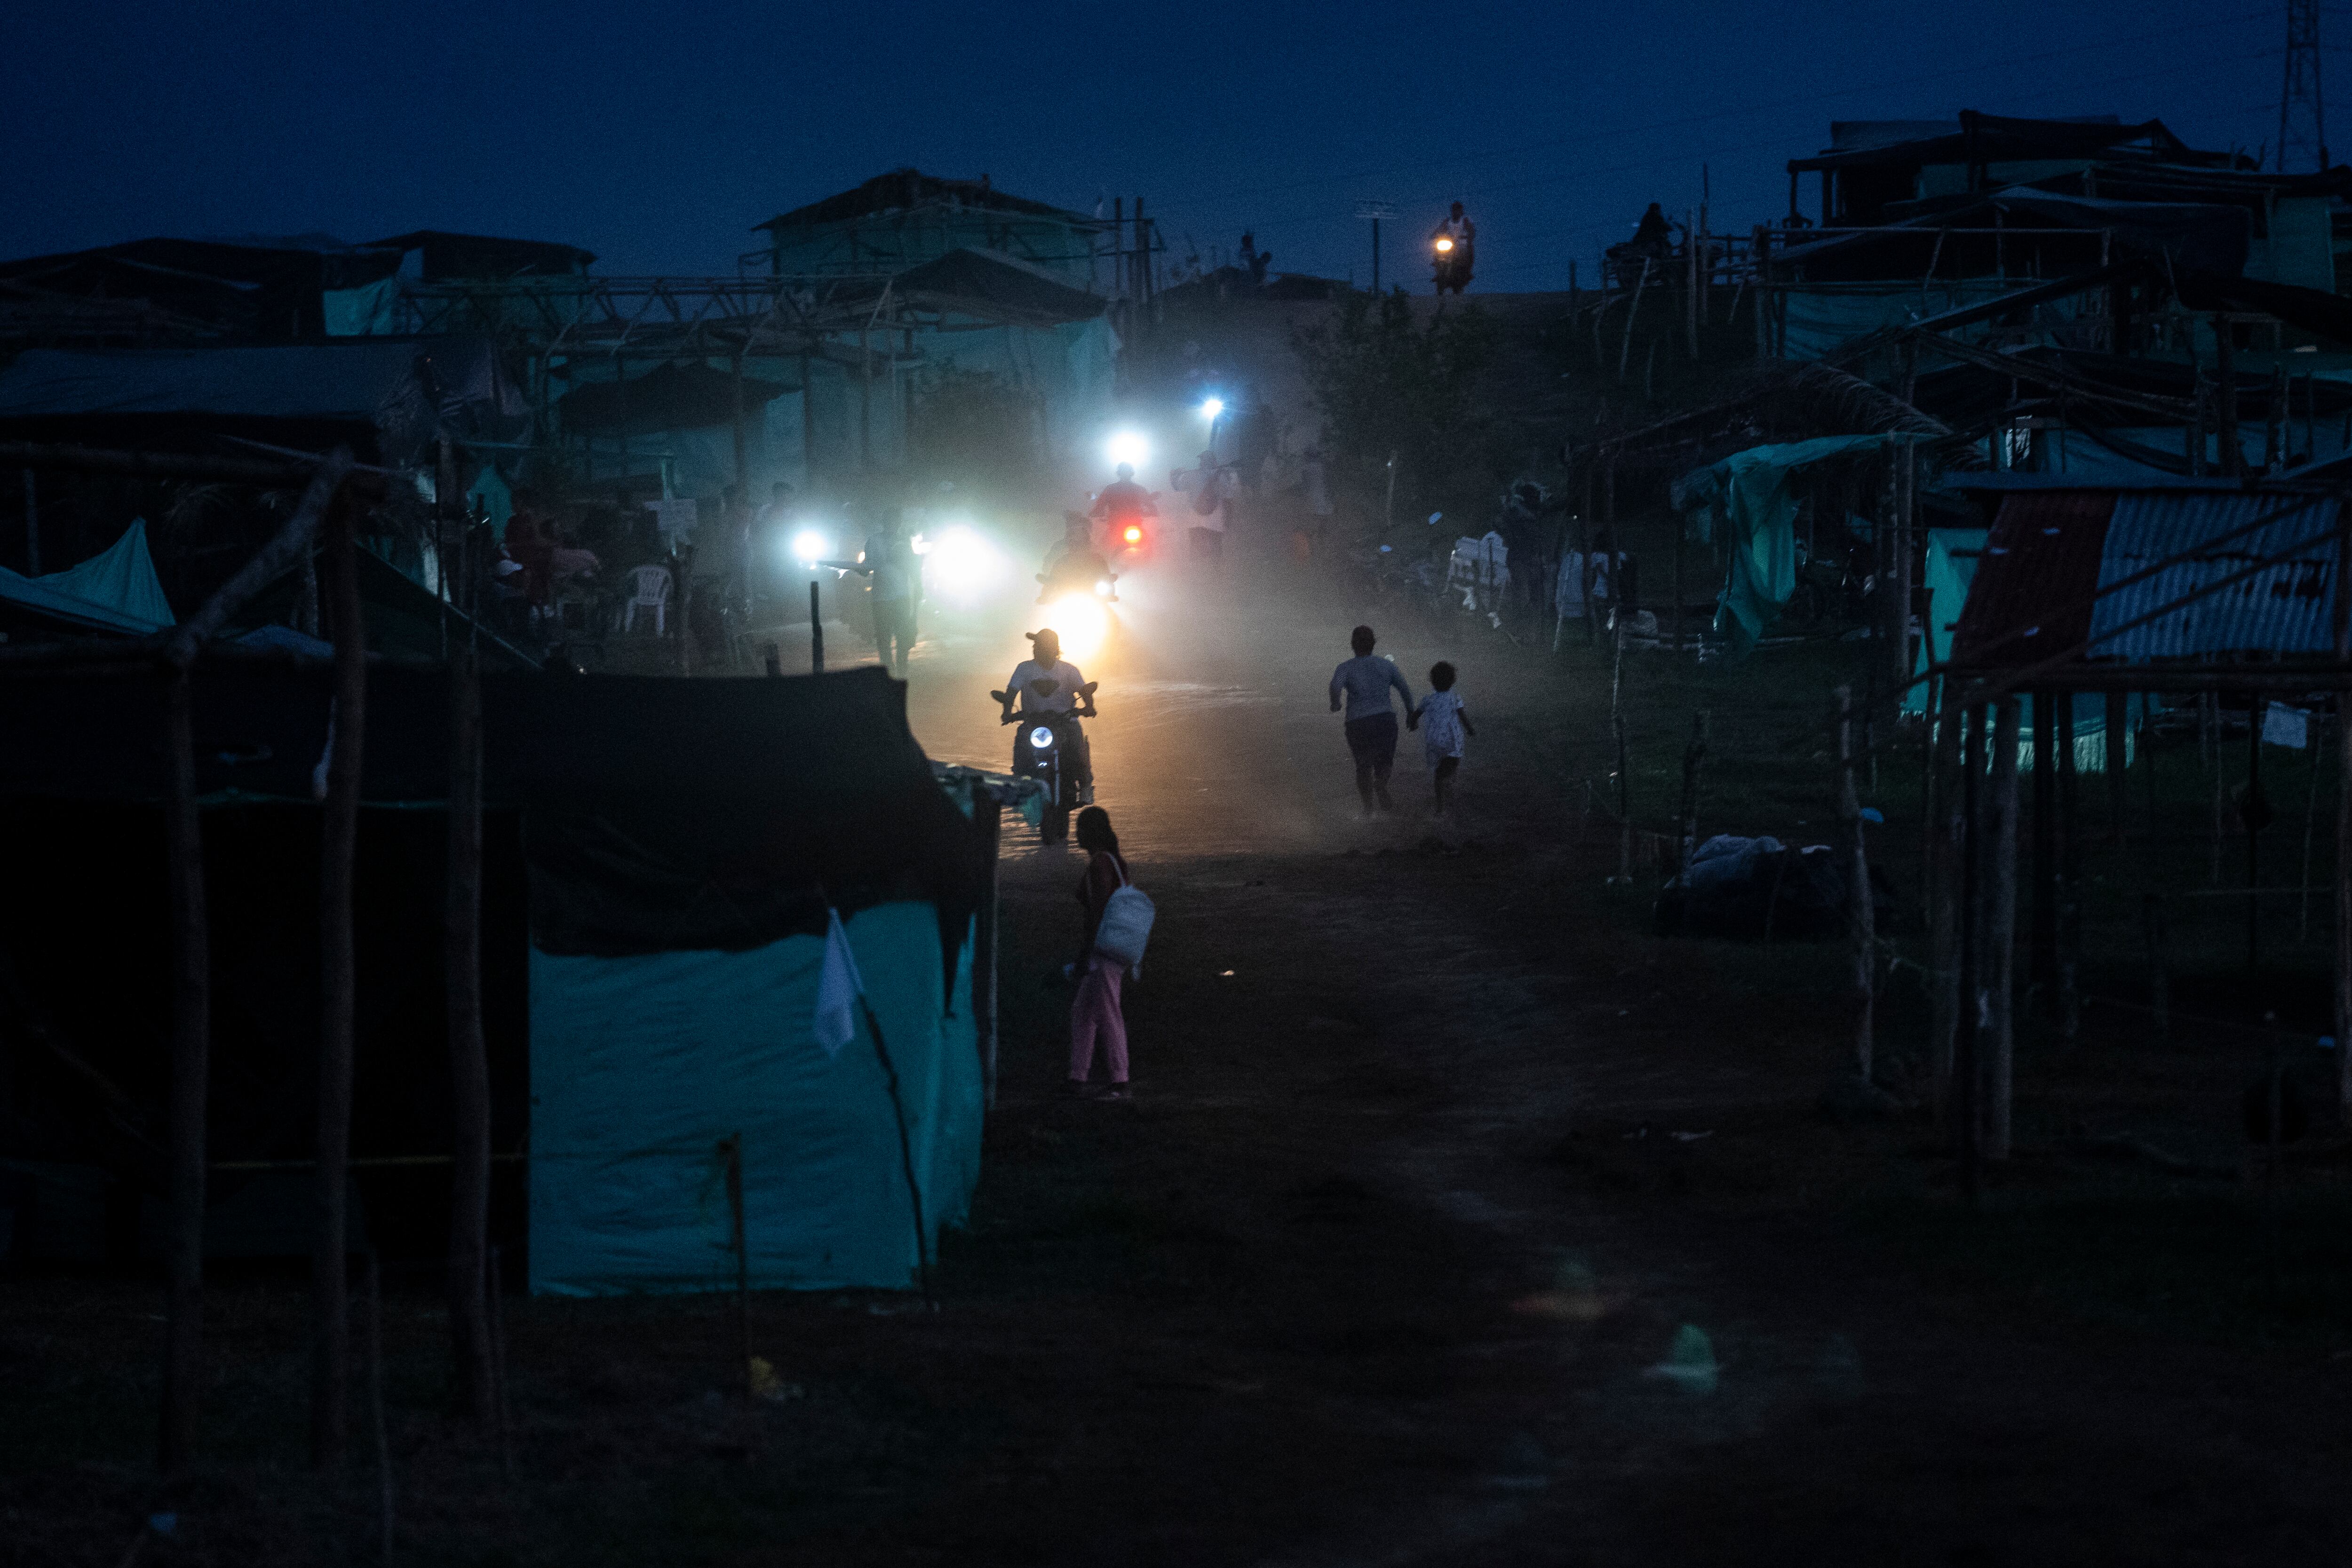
[0,520,174,633]
[0,664,995,1293]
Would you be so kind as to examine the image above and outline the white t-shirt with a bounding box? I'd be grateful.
[1007,658,1087,713]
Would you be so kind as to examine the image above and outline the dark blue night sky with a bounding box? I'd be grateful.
[3,1,2304,287]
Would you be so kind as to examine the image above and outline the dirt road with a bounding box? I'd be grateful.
[8,544,2347,1565]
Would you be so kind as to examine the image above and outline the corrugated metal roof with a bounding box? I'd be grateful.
[2089,493,2339,661]
[1950,492,2115,667]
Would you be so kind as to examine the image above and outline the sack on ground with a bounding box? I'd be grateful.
[1094,880,1156,971]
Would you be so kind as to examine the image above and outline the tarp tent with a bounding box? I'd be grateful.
[1673,433,1903,644]
[0,519,175,633]
[0,666,993,1291]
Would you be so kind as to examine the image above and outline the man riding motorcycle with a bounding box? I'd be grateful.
[1090,462,1159,556]
[1432,201,1476,294]
[999,627,1095,804]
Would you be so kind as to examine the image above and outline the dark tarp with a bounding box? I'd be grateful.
[362,231,595,280]
[0,663,984,966]
[559,360,796,438]
[0,237,404,342]
[0,338,529,463]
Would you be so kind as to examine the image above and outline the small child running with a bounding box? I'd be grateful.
[1412,661,1476,817]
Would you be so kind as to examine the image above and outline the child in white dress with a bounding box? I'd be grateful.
[1411,661,1475,817]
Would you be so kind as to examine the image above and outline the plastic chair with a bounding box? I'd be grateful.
[622,565,672,634]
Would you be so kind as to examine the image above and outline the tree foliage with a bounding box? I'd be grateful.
[1291,288,1501,532]
[906,365,1044,494]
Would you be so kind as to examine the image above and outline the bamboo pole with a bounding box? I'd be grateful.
[1612,616,1631,882]
[157,665,208,1475]
[1957,703,1983,1196]
[313,492,367,1471]
[444,644,493,1423]
[1987,698,2021,1161]
[2337,508,2351,1122]
[1836,687,1875,1079]
[2057,692,2082,1043]
[2106,691,2130,844]
[365,1249,395,1567]
[1928,686,1963,1115]
[1677,711,1709,874]
[1619,258,1651,380]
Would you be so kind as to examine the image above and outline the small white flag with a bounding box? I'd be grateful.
[813,907,865,1057]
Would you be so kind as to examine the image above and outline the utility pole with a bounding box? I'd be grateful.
[1357,201,1395,294]
[2280,0,2329,172]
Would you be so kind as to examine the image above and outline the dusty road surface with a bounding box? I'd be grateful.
[8,535,2349,1566]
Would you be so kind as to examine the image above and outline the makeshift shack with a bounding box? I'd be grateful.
[0,665,996,1294]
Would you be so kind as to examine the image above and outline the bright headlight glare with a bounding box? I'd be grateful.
[790,529,828,562]
[1105,430,1150,468]
[1200,398,1224,420]
[1029,725,1056,750]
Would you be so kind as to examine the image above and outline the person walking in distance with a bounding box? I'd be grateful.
[1068,806,1133,1099]
[1413,661,1476,818]
[1329,624,1414,817]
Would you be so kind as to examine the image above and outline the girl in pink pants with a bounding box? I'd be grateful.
[1069,807,1131,1098]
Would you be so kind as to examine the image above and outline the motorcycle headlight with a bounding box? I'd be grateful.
[1123,525,1143,544]
[1029,725,1056,751]
[1094,580,1112,597]
[1435,237,1454,253]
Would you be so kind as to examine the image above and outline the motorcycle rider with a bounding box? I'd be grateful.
[1001,627,1095,799]
[1041,512,1113,596]
[1089,462,1158,547]
[1432,201,1476,294]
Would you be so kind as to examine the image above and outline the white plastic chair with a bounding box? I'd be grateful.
[622,565,672,634]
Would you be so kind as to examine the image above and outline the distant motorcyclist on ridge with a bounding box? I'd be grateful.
[1432,201,1476,295]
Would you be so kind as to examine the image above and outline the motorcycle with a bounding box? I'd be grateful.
[994,677,1099,845]
[1432,232,1472,294]
[1787,537,1877,629]
[1032,557,1120,662]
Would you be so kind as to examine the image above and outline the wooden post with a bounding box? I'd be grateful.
[1685,207,1700,359]
[1836,687,1876,1080]
[1619,257,1650,380]
[2057,692,2082,1043]
[2214,317,2242,477]
[2304,714,2327,944]
[1956,701,1983,1196]
[721,1135,750,1394]
[20,468,38,574]
[2031,692,2057,1002]
[2249,696,2268,980]
[1671,522,1685,660]
[1987,698,2021,1161]
[365,1249,394,1567]
[676,542,695,676]
[2143,893,2170,1041]
[313,492,367,1471]
[1612,615,1631,882]
[2107,692,2131,844]
[1677,711,1709,874]
[731,354,749,491]
[1577,466,1596,649]
[1928,685,1964,1115]
[444,644,493,1423]
[157,665,208,1474]
[809,580,824,673]
[970,786,1002,1109]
